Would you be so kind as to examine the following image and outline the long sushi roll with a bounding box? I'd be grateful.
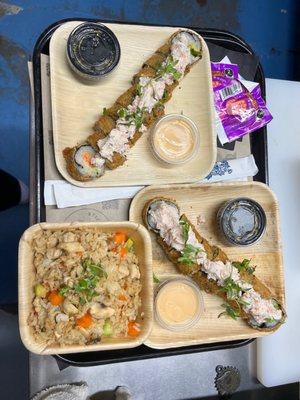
[63,29,203,180]
[63,144,105,181]
[143,197,286,332]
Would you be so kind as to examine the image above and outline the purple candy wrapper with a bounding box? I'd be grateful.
[211,61,272,143]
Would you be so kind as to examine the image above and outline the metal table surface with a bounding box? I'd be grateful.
[29,343,261,398]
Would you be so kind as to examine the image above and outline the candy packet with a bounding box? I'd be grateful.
[211,61,272,144]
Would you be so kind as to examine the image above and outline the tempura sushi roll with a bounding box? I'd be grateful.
[105,152,127,170]
[143,198,286,333]
[63,144,104,181]
[63,29,204,182]
[93,115,116,134]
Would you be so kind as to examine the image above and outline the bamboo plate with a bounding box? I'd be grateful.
[18,222,153,355]
[50,21,216,187]
[129,182,285,349]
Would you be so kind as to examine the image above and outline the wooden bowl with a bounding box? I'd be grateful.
[18,221,153,355]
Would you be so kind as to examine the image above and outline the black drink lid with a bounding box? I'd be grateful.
[67,22,120,79]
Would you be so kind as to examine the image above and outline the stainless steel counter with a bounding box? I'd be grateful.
[30,342,262,398]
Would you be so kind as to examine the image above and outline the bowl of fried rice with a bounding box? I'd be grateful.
[18,221,153,355]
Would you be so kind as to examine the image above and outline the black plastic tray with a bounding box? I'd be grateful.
[30,18,268,367]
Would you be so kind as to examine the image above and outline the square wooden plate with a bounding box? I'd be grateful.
[129,182,285,349]
[50,21,216,187]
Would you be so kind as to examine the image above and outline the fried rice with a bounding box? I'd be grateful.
[28,228,142,347]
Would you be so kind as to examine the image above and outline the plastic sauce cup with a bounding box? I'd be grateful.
[154,277,204,331]
[150,114,200,166]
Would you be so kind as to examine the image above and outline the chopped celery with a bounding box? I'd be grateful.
[103,319,113,337]
[34,283,47,298]
[125,237,134,252]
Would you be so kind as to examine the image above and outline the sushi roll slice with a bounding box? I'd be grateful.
[132,66,156,85]
[104,103,123,121]
[143,53,167,71]
[142,197,286,333]
[143,197,180,233]
[105,152,127,170]
[93,115,116,134]
[63,144,104,181]
[105,130,144,170]
[143,103,165,128]
[115,85,138,108]
[87,131,107,149]
[161,81,179,104]
[171,30,202,67]
[156,42,171,56]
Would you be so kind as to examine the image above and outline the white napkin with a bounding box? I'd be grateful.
[31,382,88,400]
[202,154,258,183]
[44,155,258,208]
[44,180,143,208]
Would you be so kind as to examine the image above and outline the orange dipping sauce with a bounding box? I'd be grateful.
[151,114,199,165]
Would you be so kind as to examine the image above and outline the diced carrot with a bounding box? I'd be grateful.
[118,294,127,301]
[120,247,128,258]
[113,232,127,245]
[128,321,141,337]
[76,251,83,257]
[76,313,92,329]
[47,290,64,306]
